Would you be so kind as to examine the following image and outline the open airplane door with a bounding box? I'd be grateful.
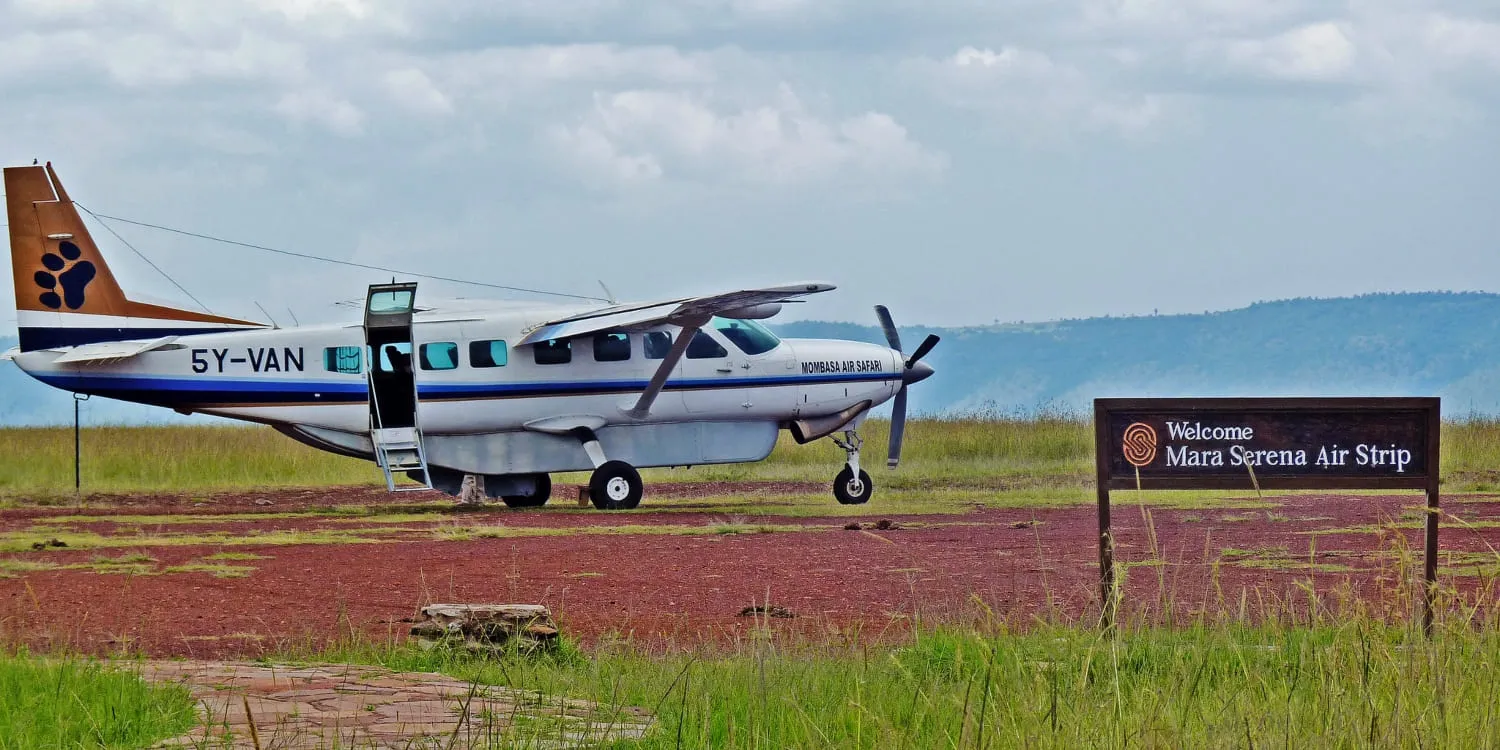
[363,282,430,491]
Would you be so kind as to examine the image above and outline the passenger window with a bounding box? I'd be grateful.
[593,332,631,362]
[469,340,508,368]
[534,339,572,365]
[323,346,362,374]
[644,331,673,359]
[419,342,459,370]
[686,330,727,359]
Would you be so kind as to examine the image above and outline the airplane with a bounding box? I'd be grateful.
[3,162,938,509]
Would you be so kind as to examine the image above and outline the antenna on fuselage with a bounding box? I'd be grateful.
[286,307,300,327]
[253,301,281,329]
[598,280,617,305]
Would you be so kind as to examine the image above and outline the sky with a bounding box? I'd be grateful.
[2,0,1498,334]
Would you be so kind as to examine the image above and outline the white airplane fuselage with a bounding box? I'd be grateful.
[12,303,904,479]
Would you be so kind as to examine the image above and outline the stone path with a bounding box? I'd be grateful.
[139,661,654,749]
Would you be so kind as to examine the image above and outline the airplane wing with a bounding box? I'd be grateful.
[517,282,834,346]
[50,336,182,365]
[512,282,836,420]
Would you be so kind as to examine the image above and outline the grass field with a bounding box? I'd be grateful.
[4,418,1500,747]
[5,415,1500,496]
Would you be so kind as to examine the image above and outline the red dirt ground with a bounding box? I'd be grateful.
[2,486,1498,658]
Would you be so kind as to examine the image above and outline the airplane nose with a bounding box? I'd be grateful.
[903,360,934,385]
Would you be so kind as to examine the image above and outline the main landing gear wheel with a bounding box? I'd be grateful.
[590,460,643,510]
[501,473,552,509]
[834,465,873,505]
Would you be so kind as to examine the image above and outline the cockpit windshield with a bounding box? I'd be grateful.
[711,317,781,355]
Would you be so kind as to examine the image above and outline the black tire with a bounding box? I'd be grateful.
[590,461,643,510]
[833,466,873,505]
[501,474,552,508]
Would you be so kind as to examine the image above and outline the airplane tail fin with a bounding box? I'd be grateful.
[6,162,262,351]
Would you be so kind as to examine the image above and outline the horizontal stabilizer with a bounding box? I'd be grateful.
[50,336,180,364]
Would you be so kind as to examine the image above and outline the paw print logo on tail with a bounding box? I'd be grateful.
[35,241,96,310]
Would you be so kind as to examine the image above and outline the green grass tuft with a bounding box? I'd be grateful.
[0,656,197,748]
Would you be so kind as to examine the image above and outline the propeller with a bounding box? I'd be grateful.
[874,305,939,469]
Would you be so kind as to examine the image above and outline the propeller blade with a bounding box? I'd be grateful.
[887,386,907,468]
[905,334,940,367]
[874,304,902,353]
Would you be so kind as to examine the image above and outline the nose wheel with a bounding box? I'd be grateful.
[831,430,873,504]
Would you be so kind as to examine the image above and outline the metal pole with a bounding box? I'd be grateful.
[73,393,88,494]
[74,395,81,493]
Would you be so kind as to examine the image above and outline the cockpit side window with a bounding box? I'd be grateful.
[711,317,780,355]
[685,330,728,359]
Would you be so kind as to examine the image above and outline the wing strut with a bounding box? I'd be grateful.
[627,316,708,419]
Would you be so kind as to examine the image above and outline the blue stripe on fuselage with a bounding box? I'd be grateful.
[19,326,257,351]
[26,371,898,408]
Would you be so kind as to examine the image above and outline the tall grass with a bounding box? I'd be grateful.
[289,613,1500,749]
[0,655,196,749]
[1440,416,1500,489]
[3,416,1500,496]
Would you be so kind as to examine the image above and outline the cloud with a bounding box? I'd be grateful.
[0,28,308,88]
[273,90,365,135]
[546,86,945,193]
[382,67,452,116]
[405,43,732,118]
[906,45,1172,138]
[1077,0,1335,37]
[904,4,1500,140]
[4,0,1495,149]
[1217,21,1357,82]
[1420,14,1500,73]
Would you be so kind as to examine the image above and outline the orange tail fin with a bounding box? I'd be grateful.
[6,162,262,350]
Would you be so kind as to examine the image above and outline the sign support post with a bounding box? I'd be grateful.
[1094,397,1440,637]
[1095,413,1116,632]
[1423,403,1441,637]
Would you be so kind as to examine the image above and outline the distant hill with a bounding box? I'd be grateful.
[769,292,1500,418]
[5,292,1500,426]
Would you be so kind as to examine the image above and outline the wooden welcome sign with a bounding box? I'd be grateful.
[1093,397,1441,633]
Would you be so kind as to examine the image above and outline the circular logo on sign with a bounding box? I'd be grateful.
[1122,422,1157,467]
